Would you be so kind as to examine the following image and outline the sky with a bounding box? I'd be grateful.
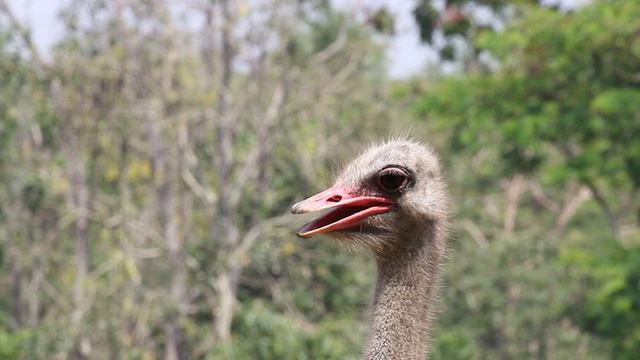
[5,0,433,79]
[5,0,68,52]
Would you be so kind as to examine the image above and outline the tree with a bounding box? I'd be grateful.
[412,0,640,357]
[415,0,640,239]
[0,0,398,358]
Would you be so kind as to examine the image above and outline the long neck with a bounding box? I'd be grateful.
[363,225,446,360]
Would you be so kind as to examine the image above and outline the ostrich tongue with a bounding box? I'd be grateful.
[291,185,395,238]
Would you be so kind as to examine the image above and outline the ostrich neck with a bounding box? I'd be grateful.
[363,226,445,360]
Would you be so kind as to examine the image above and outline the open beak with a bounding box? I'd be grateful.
[291,185,395,238]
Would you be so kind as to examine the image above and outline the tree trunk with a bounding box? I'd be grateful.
[503,173,524,237]
[66,143,92,359]
[149,103,186,360]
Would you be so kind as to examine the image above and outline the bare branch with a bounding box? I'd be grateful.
[227,82,287,208]
[313,16,351,63]
[551,186,592,239]
[501,173,524,236]
[228,213,294,266]
[181,168,218,205]
[461,219,489,249]
[35,269,73,313]
[530,181,560,213]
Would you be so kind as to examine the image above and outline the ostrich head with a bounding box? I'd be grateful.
[291,139,448,256]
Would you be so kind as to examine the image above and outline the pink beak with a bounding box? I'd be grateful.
[291,185,395,238]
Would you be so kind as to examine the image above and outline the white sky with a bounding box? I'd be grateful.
[6,0,68,51]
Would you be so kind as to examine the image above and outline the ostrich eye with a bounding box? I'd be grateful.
[376,167,409,192]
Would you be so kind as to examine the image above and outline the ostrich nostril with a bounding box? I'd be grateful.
[327,195,342,203]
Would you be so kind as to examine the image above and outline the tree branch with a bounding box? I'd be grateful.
[585,180,621,240]
[551,185,592,239]
[501,173,524,237]
[560,142,621,240]
[530,181,560,213]
[461,219,489,248]
[313,15,351,63]
[228,213,293,266]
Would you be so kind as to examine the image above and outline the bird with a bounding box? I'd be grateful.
[291,139,449,360]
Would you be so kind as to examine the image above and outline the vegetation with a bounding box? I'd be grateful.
[0,0,637,359]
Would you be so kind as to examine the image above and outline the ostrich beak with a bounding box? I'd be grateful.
[291,185,395,238]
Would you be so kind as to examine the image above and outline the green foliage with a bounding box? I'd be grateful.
[563,243,640,359]
[0,329,32,359]
[416,0,640,196]
[1,0,639,359]
[435,232,588,359]
[413,1,439,43]
[368,8,395,35]
[413,0,640,357]
[20,179,46,213]
[412,0,539,65]
[432,329,478,360]
[215,300,362,359]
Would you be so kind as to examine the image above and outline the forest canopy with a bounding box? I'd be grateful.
[0,0,638,359]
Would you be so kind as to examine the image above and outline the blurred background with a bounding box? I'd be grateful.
[0,0,638,359]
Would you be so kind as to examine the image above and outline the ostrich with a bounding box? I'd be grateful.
[291,139,449,359]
